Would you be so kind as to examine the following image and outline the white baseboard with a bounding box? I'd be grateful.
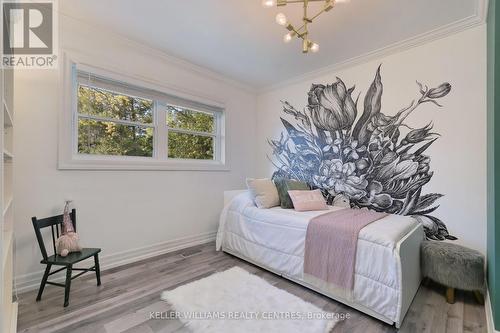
[15,231,217,294]
[486,287,500,333]
[10,302,18,333]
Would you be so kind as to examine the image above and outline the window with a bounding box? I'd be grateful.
[77,84,154,157]
[166,105,216,160]
[61,66,226,170]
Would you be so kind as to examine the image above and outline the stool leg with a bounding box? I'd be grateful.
[446,287,455,304]
[473,291,484,305]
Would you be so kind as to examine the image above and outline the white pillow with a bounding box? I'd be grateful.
[246,178,280,208]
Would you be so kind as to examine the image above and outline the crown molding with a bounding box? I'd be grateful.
[260,0,488,94]
[58,12,258,94]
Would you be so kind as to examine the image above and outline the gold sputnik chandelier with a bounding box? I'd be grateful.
[262,0,348,53]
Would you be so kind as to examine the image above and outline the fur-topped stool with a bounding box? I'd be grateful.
[421,241,485,304]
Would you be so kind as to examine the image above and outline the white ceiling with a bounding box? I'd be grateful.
[60,0,481,88]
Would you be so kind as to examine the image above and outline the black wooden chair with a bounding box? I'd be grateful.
[31,209,101,307]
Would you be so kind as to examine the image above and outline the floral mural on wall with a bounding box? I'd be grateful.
[268,65,456,241]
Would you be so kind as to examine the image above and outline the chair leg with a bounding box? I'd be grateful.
[94,254,101,286]
[36,264,52,301]
[64,265,72,307]
[446,287,455,304]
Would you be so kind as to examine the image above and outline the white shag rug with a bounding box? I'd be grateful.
[161,267,336,333]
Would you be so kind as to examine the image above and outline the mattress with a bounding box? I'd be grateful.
[216,192,420,322]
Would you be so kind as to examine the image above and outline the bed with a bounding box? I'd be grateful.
[216,190,424,328]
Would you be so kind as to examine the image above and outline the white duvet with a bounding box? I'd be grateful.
[216,192,420,322]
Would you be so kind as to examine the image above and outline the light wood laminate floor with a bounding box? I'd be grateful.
[17,242,486,333]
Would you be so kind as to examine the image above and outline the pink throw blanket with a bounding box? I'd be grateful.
[304,208,388,290]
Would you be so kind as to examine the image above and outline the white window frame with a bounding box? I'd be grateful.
[59,54,228,171]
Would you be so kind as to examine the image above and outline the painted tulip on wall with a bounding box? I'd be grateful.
[308,81,358,131]
[268,65,455,241]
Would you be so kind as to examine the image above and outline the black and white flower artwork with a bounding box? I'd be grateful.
[268,65,456,241]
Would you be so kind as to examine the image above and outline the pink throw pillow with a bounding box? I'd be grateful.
[287,189,328,212]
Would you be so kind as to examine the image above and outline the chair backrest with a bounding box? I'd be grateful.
[31,209,76,260]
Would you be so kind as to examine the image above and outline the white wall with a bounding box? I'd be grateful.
[14,15,257,290]
[256,25,488,253]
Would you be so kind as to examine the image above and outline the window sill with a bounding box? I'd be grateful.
[58,156,230,171]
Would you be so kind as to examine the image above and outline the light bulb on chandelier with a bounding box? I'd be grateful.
[261,0,276,8]
[283,33,293,43]
[275,13,287,26]
[309,42,319,53]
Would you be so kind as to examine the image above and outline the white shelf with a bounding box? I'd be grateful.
[3,99,12,128]
[3,197,12,216]
[3,150,13,162]
[2,46,16,333]
[2,230,12,270]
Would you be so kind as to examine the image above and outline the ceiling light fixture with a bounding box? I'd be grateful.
[262,0,349,53]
